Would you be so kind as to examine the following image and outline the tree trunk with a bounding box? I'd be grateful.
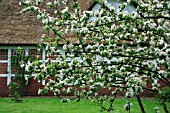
[159,95,169,113]
[162,99,169,113]
[136,95,146,113]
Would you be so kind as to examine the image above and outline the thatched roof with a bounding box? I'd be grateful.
[0,0,94,45]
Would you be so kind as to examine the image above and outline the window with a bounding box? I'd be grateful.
[90,0,136,22]
[92,0,135,13]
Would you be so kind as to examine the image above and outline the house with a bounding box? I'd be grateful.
[0,0,97,97]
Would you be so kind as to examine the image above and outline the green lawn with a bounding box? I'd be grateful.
[0,97,169,113]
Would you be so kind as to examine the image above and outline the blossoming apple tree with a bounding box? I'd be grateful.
[20,0,170,112]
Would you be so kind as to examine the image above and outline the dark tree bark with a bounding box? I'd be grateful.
[136,95,146,113]
[159,94,169,113]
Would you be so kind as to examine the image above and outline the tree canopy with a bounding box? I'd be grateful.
[20,0,170,112]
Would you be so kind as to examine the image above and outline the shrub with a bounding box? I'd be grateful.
[160,87,170,102]
[9,81,21,102]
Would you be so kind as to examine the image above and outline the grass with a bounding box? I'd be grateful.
[0,97,169,113]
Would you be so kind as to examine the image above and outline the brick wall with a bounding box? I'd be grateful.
[0,77,166,97]
[0,77,9,97]
[0,77,52,97]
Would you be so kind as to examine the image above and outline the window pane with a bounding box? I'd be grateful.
[0,49,8,60]
[11,49,25,74]
[0,63,8,74]
[29,49,42,59]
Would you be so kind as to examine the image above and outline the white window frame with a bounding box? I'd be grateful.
[0,46,46,85]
